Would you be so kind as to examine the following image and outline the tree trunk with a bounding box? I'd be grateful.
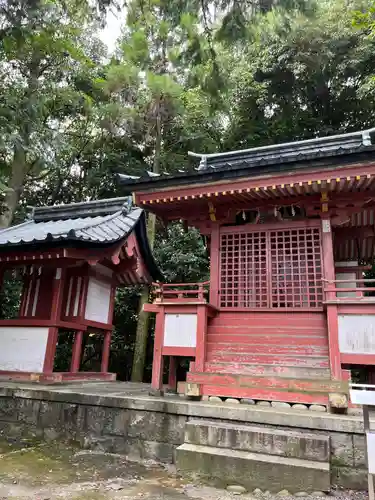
[131,107,161,382]
[0,55,39,229]
[0,145,27,229]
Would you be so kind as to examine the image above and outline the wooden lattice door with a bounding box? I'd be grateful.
[219,224,323,309]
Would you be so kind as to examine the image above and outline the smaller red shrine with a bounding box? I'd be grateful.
[0,197,161,382]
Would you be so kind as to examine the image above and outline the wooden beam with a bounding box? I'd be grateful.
[135,163,375,205]
[43,268,66,373]
[209,225,220,307]
[151,306,165,392]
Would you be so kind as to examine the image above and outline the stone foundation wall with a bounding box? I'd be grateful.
[0,386,368,490]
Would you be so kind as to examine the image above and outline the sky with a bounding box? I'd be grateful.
[99,7,125,52]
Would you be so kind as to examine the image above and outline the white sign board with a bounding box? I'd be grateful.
[322,219,331,233]
[85,277,112,324]
[350,389,375,406]
[164,313,197,348]
[0,326,49,372]
[368,433,375,474]
[339,315,375,354]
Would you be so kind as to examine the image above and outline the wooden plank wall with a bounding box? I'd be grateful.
[206,311,330,377]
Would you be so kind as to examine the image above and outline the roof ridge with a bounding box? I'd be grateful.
[68,207,141,238]
[33,197,132,222]
[188,128,375,165]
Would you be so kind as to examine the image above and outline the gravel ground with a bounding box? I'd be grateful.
[0,438,368,500]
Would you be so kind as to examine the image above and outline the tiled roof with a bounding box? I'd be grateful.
[118,129,375,191]
[192,132,368,170]
[0,198,140,247]
[0,197,163,280]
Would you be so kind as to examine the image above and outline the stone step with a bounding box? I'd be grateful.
[176,443,330,494]
[185,420,330,462]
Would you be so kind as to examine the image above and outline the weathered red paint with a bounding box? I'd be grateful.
[209,225,220,307]
[341,354,375,365]
[101,331,112,372]
[195,305,208,372]
[187,371,347,392]
[162,347,196,356]
[151,305,165,391]
[168,356,177,391]
[70,330,83,373]
[321,217,342,380]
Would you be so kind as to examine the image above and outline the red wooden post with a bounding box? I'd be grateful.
[101,330,112,372]
[209,225,220,307]
[195,305,208,372]
[151,307,165,392]
[107,285,116,324]
[43,268,65,373]
[70,330,83,373]
[321,217,342,380]
[168,356,177,391]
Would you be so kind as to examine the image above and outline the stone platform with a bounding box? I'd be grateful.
[0,381,368,492]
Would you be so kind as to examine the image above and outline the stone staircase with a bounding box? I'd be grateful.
[176,419,331,493]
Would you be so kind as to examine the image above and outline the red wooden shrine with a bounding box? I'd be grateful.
[0,198,161,383]
[120,130,375,408]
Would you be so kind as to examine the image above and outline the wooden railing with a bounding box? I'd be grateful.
[152,281,210,304]
[323,278,375,302]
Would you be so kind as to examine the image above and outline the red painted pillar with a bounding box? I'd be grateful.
[43,268,65,373]
[151,307,165,392]
[70,330,83,373]
[209,225,220,307]
[321,217,342,380]
[195,305,208,372]
[101,330,112,372]
[168,356,177,391]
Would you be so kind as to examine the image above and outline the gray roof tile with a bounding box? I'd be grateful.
[0,198,143,247]
[118,129,375,191]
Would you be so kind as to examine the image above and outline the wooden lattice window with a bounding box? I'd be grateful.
[219,225,323,309]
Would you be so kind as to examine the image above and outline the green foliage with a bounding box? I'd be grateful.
[154,223,209,283]
[3,0,375,379]
[222,0,375,150]
[0,270,22,320]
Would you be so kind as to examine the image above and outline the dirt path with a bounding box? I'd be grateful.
[0,437,367,500]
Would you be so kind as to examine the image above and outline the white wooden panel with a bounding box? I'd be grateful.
[339,315,375,354]
[85,277,111,324]
[367,432,375,474]
[0,326,49,372]
[31,278,41,316]
[335,272,357,298]
[65,277,73,316]
[73,277,82,317]
[164,313,197,348]
[350,389,375,405]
